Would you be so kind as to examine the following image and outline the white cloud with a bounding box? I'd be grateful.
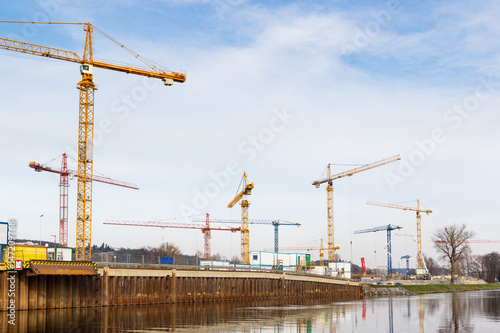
[1,1,499,265]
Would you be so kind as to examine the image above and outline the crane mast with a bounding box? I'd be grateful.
[312,154,401,263]
[1,21,185,260]
[367,200,432,269]
[228,172,254,264]
[59,153,69,247]
[326,166,334,264]
[76,23,95,261]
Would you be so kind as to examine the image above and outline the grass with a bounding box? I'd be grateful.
[402,284,500,294]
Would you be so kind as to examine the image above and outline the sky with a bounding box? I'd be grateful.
[1,0,499,270]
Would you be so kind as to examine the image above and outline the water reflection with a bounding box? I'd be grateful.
[1,289,499,332]
[436,290,500,332]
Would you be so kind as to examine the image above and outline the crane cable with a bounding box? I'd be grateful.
[232,174,244,201]
[93,25,170,72]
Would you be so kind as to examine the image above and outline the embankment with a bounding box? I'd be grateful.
[362,283,500,296]
[402,283,500,294]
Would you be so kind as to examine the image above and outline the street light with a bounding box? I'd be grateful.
[39,214,44,246]
[51,234,57,260]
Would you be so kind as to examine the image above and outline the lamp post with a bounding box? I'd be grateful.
[39,214,44,245]
[51,234,57,260]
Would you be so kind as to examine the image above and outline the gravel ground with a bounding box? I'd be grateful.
[362,286,414,296]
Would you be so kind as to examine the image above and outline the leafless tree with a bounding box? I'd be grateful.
[481,252,500,283]
[463,253,482,279]
[423,254,439,276]
[210,253,228,261]
[432,224,475,284]
[157,242,183,258]
[230,255,240,263]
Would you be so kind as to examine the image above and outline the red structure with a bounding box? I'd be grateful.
[59,153,70,247]
[465,240,500,243]
[30,153,138,247]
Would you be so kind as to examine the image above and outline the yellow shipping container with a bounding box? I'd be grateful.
[1,244,47,262]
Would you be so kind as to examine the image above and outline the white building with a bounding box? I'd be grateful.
[47,247,73,261]
[249,251,310,271]
[328,262,351,279]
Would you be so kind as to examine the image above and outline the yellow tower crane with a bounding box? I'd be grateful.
[367,200,432,269]
[312,155,401,263]
[0,21,186,260]
[228,172,254,264]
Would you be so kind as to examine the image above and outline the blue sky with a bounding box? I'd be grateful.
[1,0,499,269]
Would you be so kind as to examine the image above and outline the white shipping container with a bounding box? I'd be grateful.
[200,260,230,267]
[250,251,277,267]
[277,253,291,266]
[313,266,327,275]
[328,262,351,279]
[47,247,73,261]
[250,251,309,269]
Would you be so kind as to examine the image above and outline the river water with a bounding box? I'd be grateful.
[3,289,500,332]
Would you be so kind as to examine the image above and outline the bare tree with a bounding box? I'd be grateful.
[432,224,475,284]
[157,242,183,258]
[230,255,240,263]
[423,254,439,276]
[463,253,482,279]
[210,253,227,261]
[481,252,500,283]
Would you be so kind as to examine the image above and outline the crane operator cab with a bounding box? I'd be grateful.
[80,64,93,75]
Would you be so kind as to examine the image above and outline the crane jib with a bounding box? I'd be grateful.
[0,38,186,82]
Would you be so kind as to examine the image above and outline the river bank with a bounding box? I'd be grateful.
[402,283,500,294]
[362,283,500,296]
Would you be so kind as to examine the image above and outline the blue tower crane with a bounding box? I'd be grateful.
[401,255,411,276]
[354,224,402,276]
[192,214,300,253]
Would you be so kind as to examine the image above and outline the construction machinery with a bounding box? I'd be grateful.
[367,200,432,269]
[193,214,300,255]
[395,233,430,279]
[30,153,138,247]
[401,255,411,276]
[354,224,402,276]
[1,21,185,260]
[311,155,401,262]
[227,172,254,264]
[104,214,240,261]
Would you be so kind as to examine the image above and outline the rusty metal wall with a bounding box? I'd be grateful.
[0,269,361,310]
